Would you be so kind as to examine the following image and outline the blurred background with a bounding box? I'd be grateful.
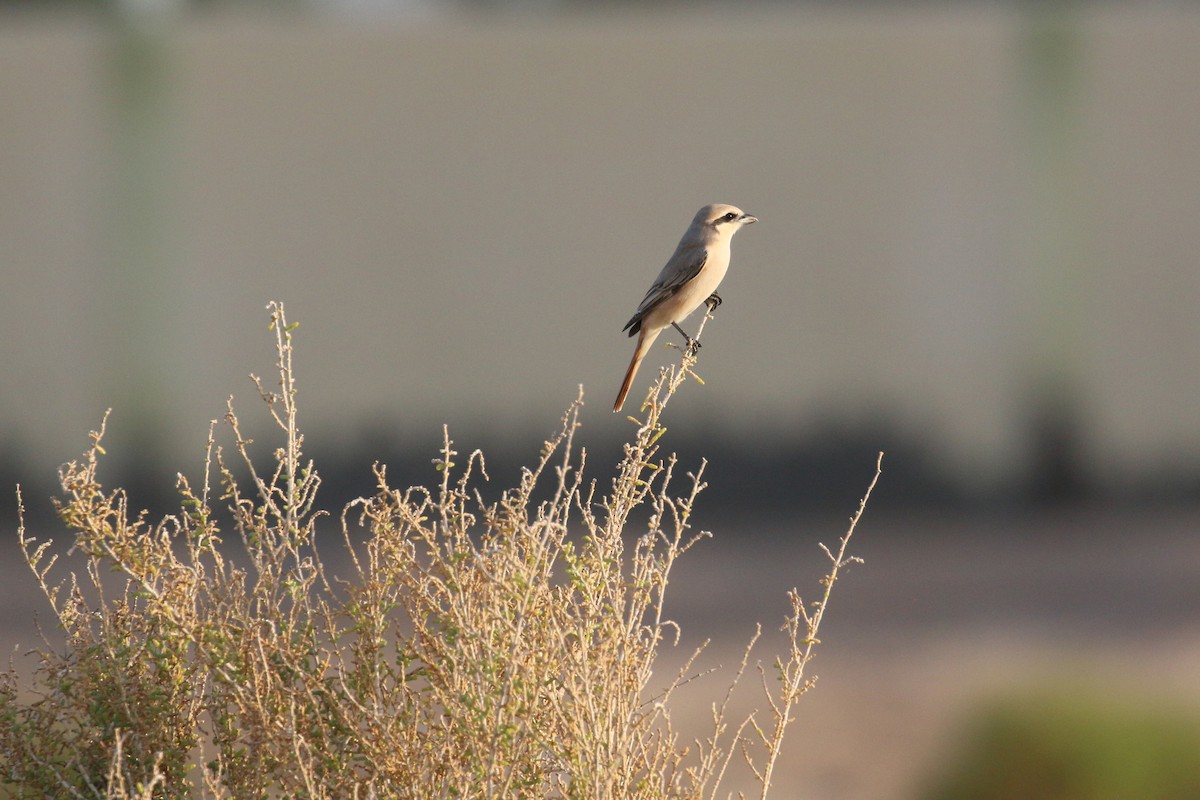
[2,0,1199,797]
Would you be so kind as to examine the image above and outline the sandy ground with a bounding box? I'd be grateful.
[3,508,1198,799]
[659,508,1200,799]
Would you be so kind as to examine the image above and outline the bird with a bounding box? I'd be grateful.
[613,203,757,412]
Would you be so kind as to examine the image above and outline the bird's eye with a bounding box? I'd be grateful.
[723,212,737,221]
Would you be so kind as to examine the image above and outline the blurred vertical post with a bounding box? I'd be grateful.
[1015,1,1089,505]
[102,0,181,489]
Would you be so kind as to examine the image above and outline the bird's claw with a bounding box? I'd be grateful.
[671,321,701,352]
[705,292,723,310]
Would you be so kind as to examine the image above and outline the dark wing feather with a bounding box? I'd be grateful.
[621,248,708,336]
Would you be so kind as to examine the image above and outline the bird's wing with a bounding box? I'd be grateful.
[622,245,708,333]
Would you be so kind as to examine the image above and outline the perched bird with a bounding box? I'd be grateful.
[613,203,757,412]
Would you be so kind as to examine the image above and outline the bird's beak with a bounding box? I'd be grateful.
[741,214,758,225]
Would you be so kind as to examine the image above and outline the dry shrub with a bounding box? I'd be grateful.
[1,302,880,799]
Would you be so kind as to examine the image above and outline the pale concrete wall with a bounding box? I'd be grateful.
[2,4,1197,491]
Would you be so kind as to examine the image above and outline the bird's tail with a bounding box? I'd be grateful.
[613,329,657,412]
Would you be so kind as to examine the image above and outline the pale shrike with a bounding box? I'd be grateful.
[613,203,758,412]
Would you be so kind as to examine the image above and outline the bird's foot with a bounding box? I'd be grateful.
[671,321,701,352]
[705,292,723,310]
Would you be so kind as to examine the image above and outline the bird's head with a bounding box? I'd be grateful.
[696,203,758,236]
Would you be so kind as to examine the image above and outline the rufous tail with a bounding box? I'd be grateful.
[613,330,654,412]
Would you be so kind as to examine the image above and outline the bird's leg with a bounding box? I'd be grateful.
[705,291,723,310]
[671,321,701,353]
